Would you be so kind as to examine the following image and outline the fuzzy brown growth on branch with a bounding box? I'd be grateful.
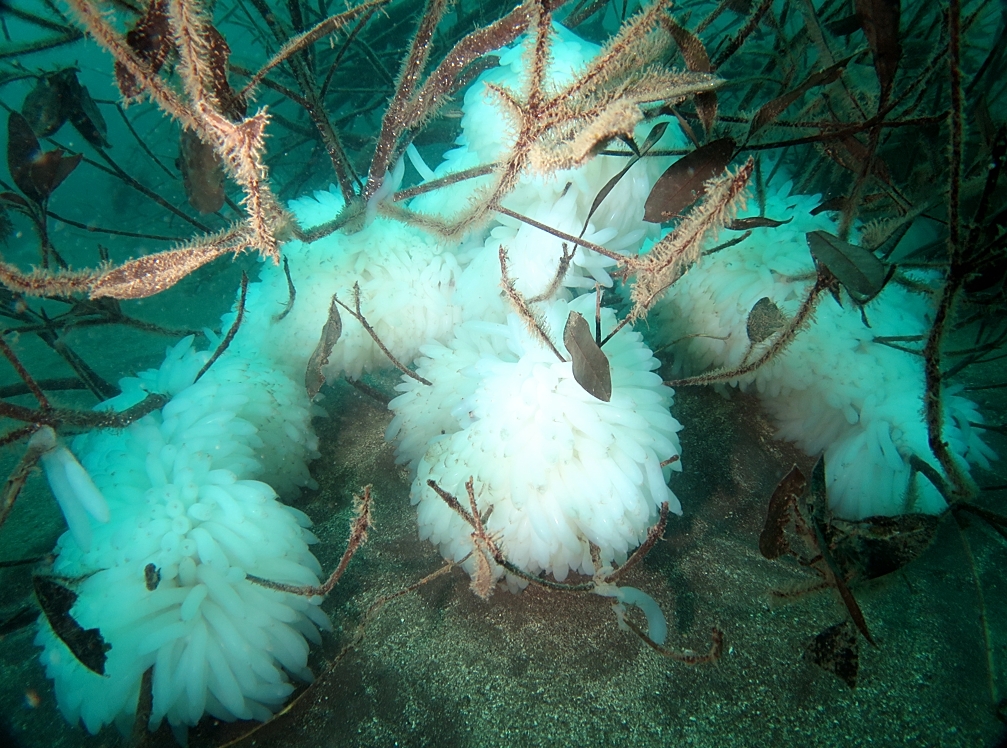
[625,159,753,322]
[398,0,721,238]
[9,0,321,303]
[364,1,535,202]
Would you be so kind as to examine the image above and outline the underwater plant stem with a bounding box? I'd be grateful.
[245,0,360,200]
[364,0,448,201]
[392,164,497,202]
[919,0,971,502]
[948,0,964,260]
[112,102,176,179]
[922,276,971,500]
[623,618,725,665]
[713,0,773,69]
[498,245,566,363]
[493,204,624,262]
[248,485,372,597]
[604,502,668,584]
[334,284,432,385]
[0,428,47,533]
[953,511,1000,710]
[0,336,49,409]
[194,272,248,383]
[44,210,184,242]
[67,141,212,233]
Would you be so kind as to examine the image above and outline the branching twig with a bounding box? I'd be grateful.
[248,485,373,597]
[334,283,431,385]
[194,271,248,383]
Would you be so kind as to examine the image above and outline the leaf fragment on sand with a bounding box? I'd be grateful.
[759,465,806,560]
[306,296,342,399]
[805,620,859,689]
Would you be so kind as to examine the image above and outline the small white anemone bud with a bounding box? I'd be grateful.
[29,426,110,551]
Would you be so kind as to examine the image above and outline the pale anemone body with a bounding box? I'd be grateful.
[650,186,995,519]
[388,295,683,586]
[36,338,328,735]
[231,200,464,382]
[410,24,680,322]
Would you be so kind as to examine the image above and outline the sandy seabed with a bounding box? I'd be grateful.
[1,337,1004,748]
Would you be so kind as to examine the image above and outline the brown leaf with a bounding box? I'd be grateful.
[7,111,43,203]
[28,69,109,149]
[583,121,669,232]
[0,191,30,209]
[63,72,110,149]
[21,73,68,137]
[305,296,342,399]
[205,24,247,121]
[30,149,82,200]
[6,112,81,204]
[694,92,719,138]
[805,620,859,689]
[116,0,172,99]
[663,17,717,135]
[663,17,712,73]
[759,465,806,560]
[178,128,225,214]
[33,575,110,675]
[810,196,847,215]
[856,0,901,103]
[807,230,887,302]
[746,296,787,344]
[644,137,735,222]
[747,57,851,139]
[564,311,611,402]
[727,216,791,230]
[830,514,941,580]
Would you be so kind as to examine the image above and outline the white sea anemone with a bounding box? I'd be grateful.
[388,295,683,587]
[310,217,462,381]
[35,338,328,737]
[231,202,463,382]
[649,185,996,519]
[409,22,684,323]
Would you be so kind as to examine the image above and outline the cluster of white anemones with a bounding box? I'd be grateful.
[648,185,996,519]
[32,11,999,743]
[34,23,686,740]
